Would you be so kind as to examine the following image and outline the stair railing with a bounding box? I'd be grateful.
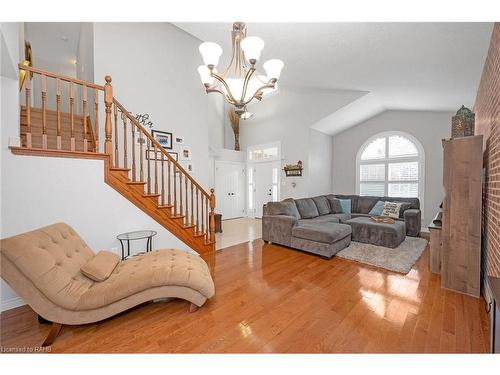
[17,64,216,245]
[19,64,102,152]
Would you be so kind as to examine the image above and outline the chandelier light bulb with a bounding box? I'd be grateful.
[263,59,284,80]
[197,65,214,86]
[241,36,265,64]
[199,42,223,67]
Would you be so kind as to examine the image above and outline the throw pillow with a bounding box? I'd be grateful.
[382,201,402,218]
[81,251,120,282]
[369,200,385,216]
[338,199,352,214]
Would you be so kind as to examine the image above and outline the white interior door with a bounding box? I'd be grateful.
[215,161,245,220]
[253,161,280,218]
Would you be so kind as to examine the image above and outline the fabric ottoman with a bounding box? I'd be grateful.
[290,222,352,259]
[346,216,405,248]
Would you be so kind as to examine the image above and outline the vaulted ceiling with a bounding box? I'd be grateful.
[175,22,493,135]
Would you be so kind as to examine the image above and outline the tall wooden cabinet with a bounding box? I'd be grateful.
[441,135,483,297]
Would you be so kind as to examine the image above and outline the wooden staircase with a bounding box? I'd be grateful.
[12,65,216,268]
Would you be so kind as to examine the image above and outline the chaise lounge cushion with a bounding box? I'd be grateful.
[295,198,320,219]
[80,251,120,282]
[292,222,352,244]
[312,196,331,216]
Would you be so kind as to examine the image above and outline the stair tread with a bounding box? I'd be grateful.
[193,232,206,238]
[143,193,160,198]
[157,205,173,209]
[110,167,131,172]
[182,224,195,229]
[127,181,146,185]
[171,215,185,219]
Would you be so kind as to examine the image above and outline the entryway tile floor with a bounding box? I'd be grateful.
[215,217,262,250]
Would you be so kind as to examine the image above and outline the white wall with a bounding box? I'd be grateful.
[0,23,218,311]
[93,23,213,191]
[239,87,354,199]
[76,23,93,83]
[308,128,333,196]
[332,110,452,225]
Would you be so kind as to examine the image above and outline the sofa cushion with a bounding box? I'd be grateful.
[325,195,343,214]
[294,198,320,219]
[266,200,300,219]
[369,200,385,216]
[81,251,120,282]
[299,214,340,225]
[398,202,413,218]
[312,196,331,216]
[338,199,352,214]
[292,223,352,244]
[357,196,379,214]
[332,213,352,223]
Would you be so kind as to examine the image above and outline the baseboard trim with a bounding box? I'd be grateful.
[0,296,26,312]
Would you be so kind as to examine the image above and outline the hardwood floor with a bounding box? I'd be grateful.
[0,239,490,353]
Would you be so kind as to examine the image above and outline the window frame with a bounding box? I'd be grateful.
[355,131,425,211]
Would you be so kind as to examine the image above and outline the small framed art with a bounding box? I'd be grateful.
[151,130,173,150]
[180,146,192,161]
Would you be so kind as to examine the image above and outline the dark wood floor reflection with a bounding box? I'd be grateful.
[0,240,490,353]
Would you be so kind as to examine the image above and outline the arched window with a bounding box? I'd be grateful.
[356,132,425,201]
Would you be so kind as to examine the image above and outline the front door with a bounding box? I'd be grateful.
[252,161,280,218]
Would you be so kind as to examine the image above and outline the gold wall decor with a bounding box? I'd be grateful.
[229,109,240,151]
[19,41,32,91]
[451,105,475,138]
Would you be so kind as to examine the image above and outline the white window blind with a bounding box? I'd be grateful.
[357,133,423,199]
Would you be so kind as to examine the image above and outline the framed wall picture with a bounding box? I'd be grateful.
[145,149,163,161]
[182,161,194,174]
[168,151,178,161]
[180,146,192,161]
[174,136,184,145]
[151,130,173,150]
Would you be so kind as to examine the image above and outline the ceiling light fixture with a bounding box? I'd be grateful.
[197,22,284,120]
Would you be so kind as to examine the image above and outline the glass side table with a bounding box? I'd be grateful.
[116,230,157,260]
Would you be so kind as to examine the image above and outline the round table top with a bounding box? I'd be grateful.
[117,230,157,241]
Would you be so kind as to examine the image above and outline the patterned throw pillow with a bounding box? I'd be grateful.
[338,199,352,214]
[381,201,402,218]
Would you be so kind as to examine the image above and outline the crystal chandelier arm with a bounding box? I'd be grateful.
[240,67,256,102]
[242,83,276,105]
[211,72,238,105]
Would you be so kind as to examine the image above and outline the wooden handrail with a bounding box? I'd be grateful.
[19,64,104,90]
[112,99,211,199]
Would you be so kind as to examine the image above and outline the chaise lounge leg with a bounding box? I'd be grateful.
[267,241,273,245]
[38,314,50,324]
[189,303,199,313]
[41,322,62,347]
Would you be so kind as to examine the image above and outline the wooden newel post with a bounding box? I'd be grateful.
[209,188,216,242]
[104,75,113,164]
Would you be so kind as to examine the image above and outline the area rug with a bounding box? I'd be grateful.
[336,237,428,274]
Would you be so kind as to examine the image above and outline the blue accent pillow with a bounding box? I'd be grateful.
[369,200,385,216]
[338,199,351,214]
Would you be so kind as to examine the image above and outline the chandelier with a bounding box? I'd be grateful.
[197,22,284,120]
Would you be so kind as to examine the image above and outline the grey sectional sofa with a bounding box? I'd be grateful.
[262,194,421,259]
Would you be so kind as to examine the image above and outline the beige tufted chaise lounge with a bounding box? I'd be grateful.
[0,223,215,346]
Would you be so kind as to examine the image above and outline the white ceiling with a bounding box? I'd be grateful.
[175,22,493,135]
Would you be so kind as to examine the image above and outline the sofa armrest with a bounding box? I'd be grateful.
[262,215,297,246]
[403,209,421,237]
